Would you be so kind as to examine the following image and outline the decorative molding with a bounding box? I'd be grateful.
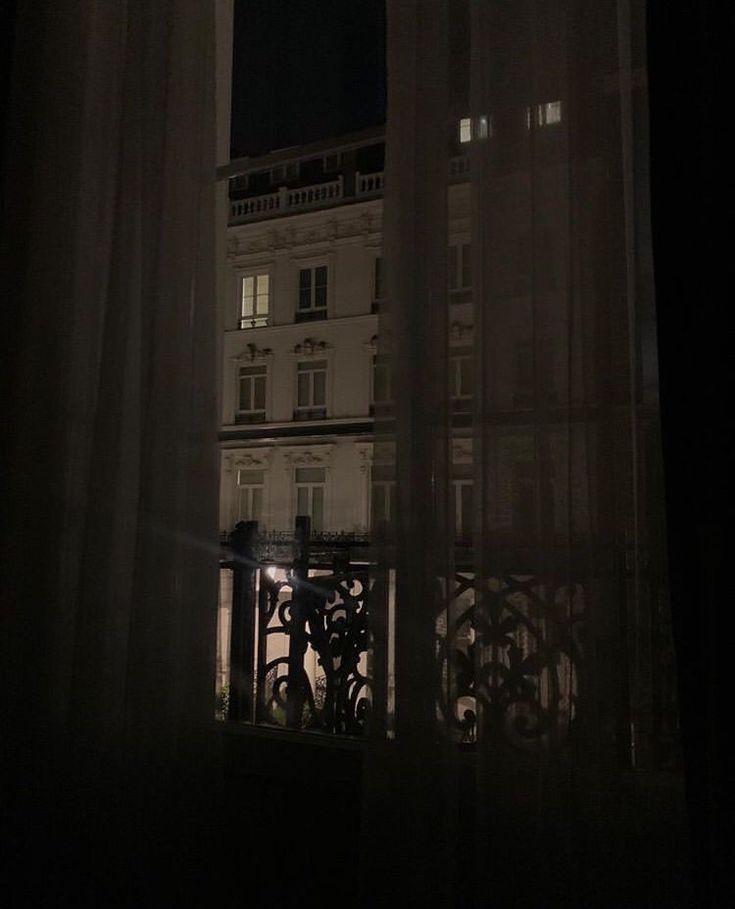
[232,343,273,363]
[292,337,332,357]
[450,321,473,343]
[355,443,374,474]
[282,445,334,468]
[452,437,473,464]
[223,448,272,474]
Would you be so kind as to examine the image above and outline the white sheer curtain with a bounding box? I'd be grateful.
[1,2,219,903]
[362,1,689,905]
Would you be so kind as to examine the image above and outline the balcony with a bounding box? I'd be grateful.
[229,177,345,224]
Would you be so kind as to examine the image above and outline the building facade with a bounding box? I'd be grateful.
[220,126,474,541]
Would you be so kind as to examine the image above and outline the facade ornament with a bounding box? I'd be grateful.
[450,321,473,343]
[232,343,273,363]
[223,448,272,473]
[452,437,473,464]
[355,444,374,474]
[283,445,334,468]
[293,337,332,357]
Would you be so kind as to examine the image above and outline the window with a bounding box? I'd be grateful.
[450,348,473,412]
[323,152,341,172]
[459,117,472,144]
[236,365,267,423]
[295,359,327,420]
[297,265,328,321]
[451,479,473,541]
[271,162,299,183]
[526,100,562,129]
[448,242,471,300]
[295,467,325,532]
[237,469,264,524]
[371,353,392,414]
[371,465,396,530]
[372,256,384,311]
[239,273,269,329]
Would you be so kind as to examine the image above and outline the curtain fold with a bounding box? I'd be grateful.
[362,2,689,905]
[1,2,219,903]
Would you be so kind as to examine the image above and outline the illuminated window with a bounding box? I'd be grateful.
[295,467,325,531]
[237,469,264,524]
[297,265,328,321]
[526,100,562,129]
[450,348,473,412]
[295,360,327,420]
[476,114,490,139]
[237,365,267,423]
[239,273,270,329]
[459,117,472,143]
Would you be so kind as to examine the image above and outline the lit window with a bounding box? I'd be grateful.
[295,360,327,420]
[450,348,473,412]
[237,365,267,423]
[297,265,328,321]
[295,467,325,532]
[239,273,269,329]
[237,469,264,524]
[459,117,472,144]
[448,242,471,296]
[526,100,562,129]
[476,114,490,139]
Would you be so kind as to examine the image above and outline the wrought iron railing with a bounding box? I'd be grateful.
[216,520,680,769]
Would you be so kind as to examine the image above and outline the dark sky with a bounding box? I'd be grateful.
[230,0,386,159]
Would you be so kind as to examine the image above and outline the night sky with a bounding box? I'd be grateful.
[230,0,386,159]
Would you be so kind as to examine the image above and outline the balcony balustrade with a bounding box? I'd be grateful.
[229,176,345,224]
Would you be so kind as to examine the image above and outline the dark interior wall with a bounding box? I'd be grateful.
[647,2,734,905]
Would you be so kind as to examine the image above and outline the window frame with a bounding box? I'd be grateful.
[236,363,268,424]
[237,268,271,329]
[293,466,327,532]
[294,358,328,421]
[295,262,329,322]
[236,468,265,525]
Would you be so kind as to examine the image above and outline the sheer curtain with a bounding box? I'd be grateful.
[1,2,219,903]
[362,1,689,905]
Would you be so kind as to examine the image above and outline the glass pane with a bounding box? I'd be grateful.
[295,468,325,483]
[299,287,312,310]
[299,269,312,290]
[314,284,327,309]
[315,265,327,287]
[253,376,266,410]
[374,257,383,299]
[237,470,264,486]
[239,376,252,410]
[297,372,310,406]
[311,486,324,531]
[448,245,458,290]
[241,276,255,316]
[256,273,269,294]
[313,370,326,405]
[461,243,471,288]
[256,292,269,315]
[296,485,309,517]
[461,484,473,537]
[460,357,473,396]
[251,487,262,522]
